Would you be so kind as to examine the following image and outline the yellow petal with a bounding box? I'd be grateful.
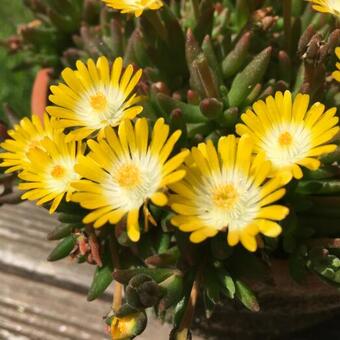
[256,219,282,237]
[240,232,257,252]
[296,158,320,171]
[260,188,286,207]
[127,209,140,242]
[256,205,289,221]
[227,229,239,246]
[190,229,208,243]
[235,134,253,177]
[150,192,168,207]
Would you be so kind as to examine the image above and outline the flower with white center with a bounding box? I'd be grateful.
[236,91,339,180]
[102,0,164,17]
[18,133,83,213]
[72,118,188,242]
[0,113,60,173]
[170,135,290,252]
[46,56,143,141]
[308,0,340,17]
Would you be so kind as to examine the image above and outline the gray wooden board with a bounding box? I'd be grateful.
[0,202,202,339]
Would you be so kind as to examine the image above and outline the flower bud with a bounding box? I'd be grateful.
[126,274,163,309]
[199,98,223,119]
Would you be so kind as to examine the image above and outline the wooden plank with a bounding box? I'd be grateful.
[0,271,176,340]
[0,202,93,292]
[0,202,196,339]
[0,271,108,339]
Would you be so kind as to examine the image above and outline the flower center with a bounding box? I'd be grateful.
[116,164,141,188]
[328,0,340,13]
[278,131,293,146]
[51,165,66,179]
[90,93,107,112]
[212,184,238,210]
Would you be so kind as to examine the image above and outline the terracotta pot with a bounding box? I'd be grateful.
[31,68,52,122]
[194,260,340,339]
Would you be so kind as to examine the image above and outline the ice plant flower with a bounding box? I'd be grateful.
[72,118,188,241]
[46,56,143,141]
[0,113,60,173]
[332,47,340,82]
[18,133,83,213]
[170,135,290,252]
[102,0,164,17]
[236,91,339,180]
[111,312,146,339]
[308,0,340,17]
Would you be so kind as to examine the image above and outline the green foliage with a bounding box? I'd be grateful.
[0,0,34,119]
[87,245,114,301]
[47,234,76,261]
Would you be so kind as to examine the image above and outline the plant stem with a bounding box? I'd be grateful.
[109,235,123,312]
[113,282,123,312]
[283,0,292,54]
[178,268,201,336]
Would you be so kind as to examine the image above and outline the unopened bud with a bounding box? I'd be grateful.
[199,98,223,119]
[298,25,315,56]
[151,82,170,95]
[187,90,200,105]
[126,274,163,309]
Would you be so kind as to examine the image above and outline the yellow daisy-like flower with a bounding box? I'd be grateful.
[308,0,340,17]
[236,91,339,180]
[170,135,290,252]
[0,113,60,173]
[111,314,140,340]
[46,56,143,141]
[72,118,188,241]
[332,47,340,82]
[102,0,164,17]
[18,133,83,213]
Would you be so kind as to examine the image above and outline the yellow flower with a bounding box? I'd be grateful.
[332,47,340,82]
[111,313,146,339]
[18,133,83,213]
[236,91,339,180]
[46,56,143,141]
[102,0,164,17]
[170,135,289,252]
[308,0,340,17]
[0,113,60,173]
[72,118,188,241]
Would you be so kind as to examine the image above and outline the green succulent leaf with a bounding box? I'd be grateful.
[47,235,76,262]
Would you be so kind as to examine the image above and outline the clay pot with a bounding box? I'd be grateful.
[194,260,340,339]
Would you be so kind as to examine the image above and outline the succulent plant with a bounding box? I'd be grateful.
[2,1,340,339]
